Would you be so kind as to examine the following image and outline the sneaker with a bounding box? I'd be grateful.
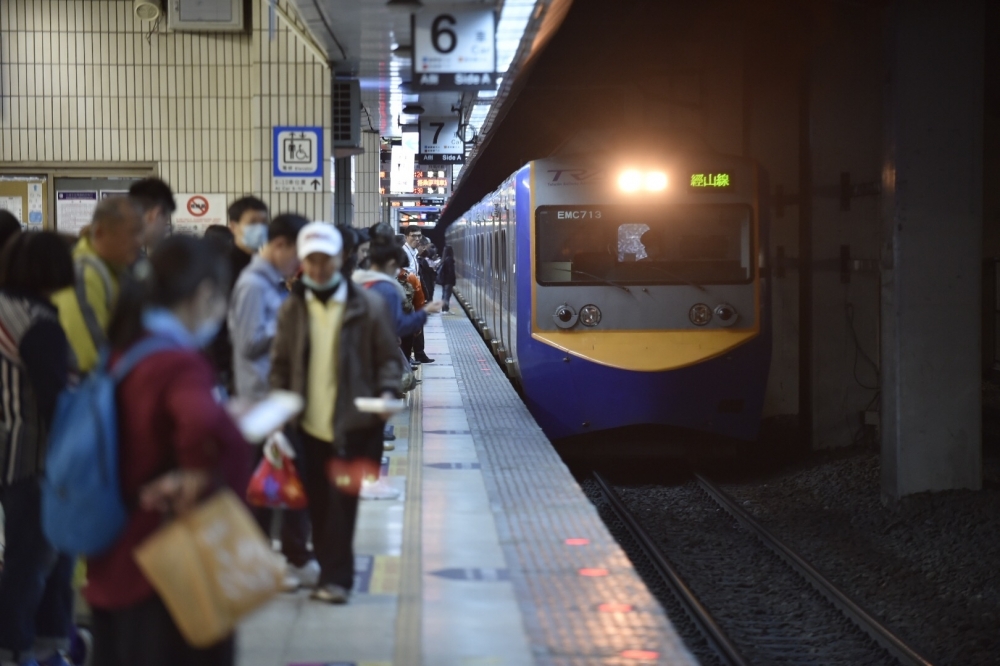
[282,572,301,592]
[289,560,321,588]
[383,441,395,451]
[414,354,435,363]
[384,425,396,441]
[310,584,349,604]
[68,626,92,666]
[409,359,421,366]
[360,478,401,500]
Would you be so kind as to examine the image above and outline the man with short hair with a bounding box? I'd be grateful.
[270,222,402,604]
[52,197,144,374]
[401,225,422,275]
[227,196,270,288]
[229,213,316,589]
[210,196,270,392]
[128,177,176,249]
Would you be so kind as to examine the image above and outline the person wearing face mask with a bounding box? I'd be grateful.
[207,197,269,394]
[227,213,318,591]
[84,236,251,666]
[270,222,402,604]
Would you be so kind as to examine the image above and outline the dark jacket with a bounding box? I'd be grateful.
[0,289,70,486]
[86,347,251,610]
[418,256,437,301]
[269,281,402,447]
[352,269,427,338]
[438,255,456,287]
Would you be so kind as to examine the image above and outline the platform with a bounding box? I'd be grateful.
[238,305,696,666]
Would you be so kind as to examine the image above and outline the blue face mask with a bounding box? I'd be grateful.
[242,223,268,251]
[302,272,342,292]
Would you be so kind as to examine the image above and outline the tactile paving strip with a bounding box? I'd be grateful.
[441,313,697,666]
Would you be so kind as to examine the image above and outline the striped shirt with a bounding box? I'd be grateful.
[0,290,70,485]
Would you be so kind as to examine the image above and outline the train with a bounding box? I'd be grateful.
[444,151,771,443]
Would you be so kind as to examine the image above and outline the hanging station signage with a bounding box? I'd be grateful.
[417,116,465,164]
[412,7,497,92]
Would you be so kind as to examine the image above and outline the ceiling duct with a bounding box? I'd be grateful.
[332,79,363,158]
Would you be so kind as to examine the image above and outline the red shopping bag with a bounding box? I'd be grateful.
[246,444,308,510]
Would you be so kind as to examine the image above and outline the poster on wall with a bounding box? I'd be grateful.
[172,193,228,236]
[100,190,129,200]
[56,191,99,237]
[27,183,43,227]
[0,197,23,225]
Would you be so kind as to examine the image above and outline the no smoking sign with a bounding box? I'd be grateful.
[187,195,210,217]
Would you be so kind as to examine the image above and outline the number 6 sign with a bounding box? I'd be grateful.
[413,6,496,91]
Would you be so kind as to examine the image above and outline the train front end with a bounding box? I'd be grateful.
[517,153,771,442]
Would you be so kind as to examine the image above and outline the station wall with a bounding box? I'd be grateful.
[0,0,340,225]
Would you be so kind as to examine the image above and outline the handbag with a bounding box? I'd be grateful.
[399,347,416,393]
[133,489,285,648]
[246,434,308,510]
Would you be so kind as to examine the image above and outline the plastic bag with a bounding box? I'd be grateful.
[133,490,284,648]
[246,433,307,510]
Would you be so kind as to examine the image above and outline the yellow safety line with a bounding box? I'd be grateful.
[393,369,423,666]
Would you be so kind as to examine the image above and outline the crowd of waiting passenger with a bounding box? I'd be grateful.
[0,181,458,666]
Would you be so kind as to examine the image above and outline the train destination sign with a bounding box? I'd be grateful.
[690,172,733,191]
[413,7,496,91]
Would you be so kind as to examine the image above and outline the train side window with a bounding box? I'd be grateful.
[500,229,508,282]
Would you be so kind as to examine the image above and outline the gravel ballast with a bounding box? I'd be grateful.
[719,448,1000,666]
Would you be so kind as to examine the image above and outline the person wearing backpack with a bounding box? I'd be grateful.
[352,231,441,499]
[0,232,76,666]
[51,197,144,374]
[82,236,251,666]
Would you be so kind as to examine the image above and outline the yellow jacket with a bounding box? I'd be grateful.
[51,237,121,373]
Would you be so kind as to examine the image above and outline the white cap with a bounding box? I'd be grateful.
[297,222,343,260]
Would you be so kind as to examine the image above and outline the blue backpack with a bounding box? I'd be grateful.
[42,336,177,556]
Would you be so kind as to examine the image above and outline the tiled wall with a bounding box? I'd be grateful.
[0,0,339,221]
[353,130,381,229]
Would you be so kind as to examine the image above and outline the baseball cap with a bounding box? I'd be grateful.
[297,222,343,260]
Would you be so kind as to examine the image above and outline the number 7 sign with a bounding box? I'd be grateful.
[418,116,464,164]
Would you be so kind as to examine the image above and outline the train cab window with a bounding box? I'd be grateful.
[535,204,752,286]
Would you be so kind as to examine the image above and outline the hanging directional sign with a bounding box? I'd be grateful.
[272,126,324,192]
[412,7,496,91]
[417,116,465,164]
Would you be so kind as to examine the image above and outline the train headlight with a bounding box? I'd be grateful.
[553,305,578,329]
[689,303,712,326]
[644,171,668,191]
[579,305,602,327]
[714,303,739,327]
[618,170,643,193]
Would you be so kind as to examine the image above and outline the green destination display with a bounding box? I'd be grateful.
[690,173,733,190]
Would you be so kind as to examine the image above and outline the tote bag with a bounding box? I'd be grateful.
[133,489,285,648]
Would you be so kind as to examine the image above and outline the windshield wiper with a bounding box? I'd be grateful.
[550,266,634,293]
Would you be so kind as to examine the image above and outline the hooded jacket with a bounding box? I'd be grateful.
[352,269,427,338]
[269,280,402,448]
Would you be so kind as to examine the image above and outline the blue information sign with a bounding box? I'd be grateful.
[273,126,323,178]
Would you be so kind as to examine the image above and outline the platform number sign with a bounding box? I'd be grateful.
[413,7,496,91]
[418,116,465,164]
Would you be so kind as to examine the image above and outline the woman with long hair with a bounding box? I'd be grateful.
[0,232,76,666]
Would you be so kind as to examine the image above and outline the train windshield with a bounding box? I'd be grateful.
[535,204,753,286]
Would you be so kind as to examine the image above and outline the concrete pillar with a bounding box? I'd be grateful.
[880,0,984,498]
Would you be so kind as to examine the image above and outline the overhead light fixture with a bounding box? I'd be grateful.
[402,103,425,115]
[392,44,413,58]
[387,0,423,12]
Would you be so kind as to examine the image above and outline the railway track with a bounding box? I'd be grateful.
[591,472,934,666]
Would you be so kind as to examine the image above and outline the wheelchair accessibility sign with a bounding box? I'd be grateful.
[273,126,323,179]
